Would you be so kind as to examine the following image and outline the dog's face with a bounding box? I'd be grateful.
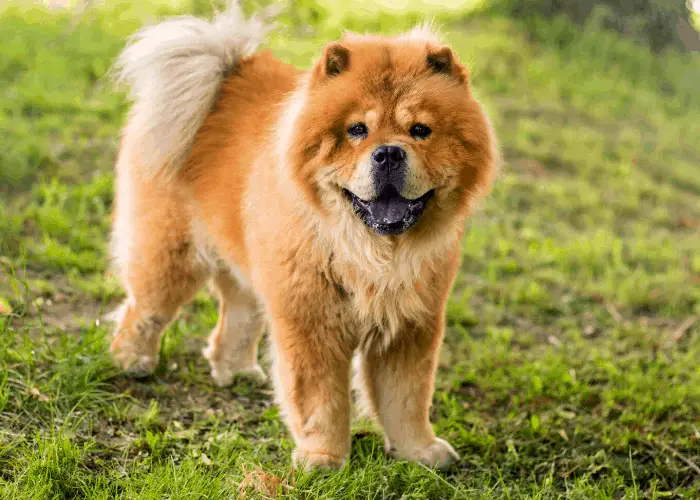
[286,29,496,237]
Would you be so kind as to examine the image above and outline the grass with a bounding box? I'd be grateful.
[1,0,699,498]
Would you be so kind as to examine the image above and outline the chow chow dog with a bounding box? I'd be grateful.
[109,1,497,470]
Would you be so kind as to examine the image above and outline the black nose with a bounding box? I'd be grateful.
[371,145,407,193]
[372,145,406,169]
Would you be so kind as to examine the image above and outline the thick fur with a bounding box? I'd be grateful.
[109,1,498,470]
[113,2,274,175]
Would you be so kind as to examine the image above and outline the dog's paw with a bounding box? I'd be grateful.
[111,344,158,377]
[203,347,267,387]
[391,438,460,470]
[210,362,267,387]
[292,449,346,471]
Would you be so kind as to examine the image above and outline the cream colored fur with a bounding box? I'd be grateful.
[113,1,274,175]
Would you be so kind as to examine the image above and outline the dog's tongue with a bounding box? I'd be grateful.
[366,187,409,224]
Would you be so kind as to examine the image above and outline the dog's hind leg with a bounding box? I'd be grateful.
[110,300,178,376]
[203,272,265,387]
[109,165,208,375]
[109,249,208,375]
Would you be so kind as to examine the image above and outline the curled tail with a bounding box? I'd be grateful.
[113,1,275,176]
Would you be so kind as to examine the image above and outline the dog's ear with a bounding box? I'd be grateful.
[427,45,468,84]
[314,42,350,80]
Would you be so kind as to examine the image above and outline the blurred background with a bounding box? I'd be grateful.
[0,1,698,498]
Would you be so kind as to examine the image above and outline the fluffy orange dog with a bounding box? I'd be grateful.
[109,2,497,470]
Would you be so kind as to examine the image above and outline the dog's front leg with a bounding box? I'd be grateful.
[359,318,459,469]
[269,311,354,470]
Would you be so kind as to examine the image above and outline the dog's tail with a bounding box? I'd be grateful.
[113,1,275,176]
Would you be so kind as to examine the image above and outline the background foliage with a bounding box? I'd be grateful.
[490,0,700,51]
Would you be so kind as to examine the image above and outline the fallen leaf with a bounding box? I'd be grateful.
[583,325,597,337]
[0,298,12,315]
[605,302,622,322]
[529,159,546,177]
[29,387,49,403]
[671,316,697,344]
[676,215,698,229]
[238,465,283,499]
[547,335,561,346]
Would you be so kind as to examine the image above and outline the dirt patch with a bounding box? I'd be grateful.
[0,267,119,333]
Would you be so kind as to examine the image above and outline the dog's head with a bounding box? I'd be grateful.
[282,28,497,238]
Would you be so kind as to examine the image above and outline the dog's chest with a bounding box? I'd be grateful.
[328,259,434,344]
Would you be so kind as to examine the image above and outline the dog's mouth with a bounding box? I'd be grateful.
[343,186,434,236]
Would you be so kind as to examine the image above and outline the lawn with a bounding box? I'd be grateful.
[0,0,699,498]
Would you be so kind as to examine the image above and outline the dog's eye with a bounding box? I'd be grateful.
[347,123,369,139]
[410,123,432,140]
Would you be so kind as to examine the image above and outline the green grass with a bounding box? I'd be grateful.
[1,0,699,498]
